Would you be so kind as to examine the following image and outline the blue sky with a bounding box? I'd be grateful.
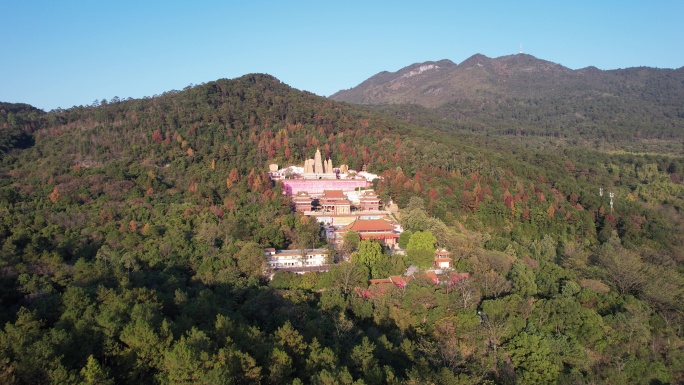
[2,1,683,111]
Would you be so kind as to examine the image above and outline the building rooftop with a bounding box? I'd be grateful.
[366,271,471,289]
[321,189,345,199]
[360,191,379,199]
[359,232,398,240]
[264,248,329,256]
[345,219,395,232]
[369,278,393,285]
[423,272,439,283]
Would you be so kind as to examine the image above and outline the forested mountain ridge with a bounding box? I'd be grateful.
[0,102,43,154]
[1,74,683,384]
[331,53,684,108]
[330,54,684,152]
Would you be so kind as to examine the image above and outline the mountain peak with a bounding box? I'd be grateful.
[332,53,646,107]
[458,53,491,67]
[329,59,458,105]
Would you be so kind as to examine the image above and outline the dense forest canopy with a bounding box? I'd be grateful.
[0,73,683,384]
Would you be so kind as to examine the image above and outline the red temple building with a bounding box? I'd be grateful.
[292,191,312,212]
[341,219,398,247]
[358,190,381,211]
[434,248,452,269]
[318,190,351,215]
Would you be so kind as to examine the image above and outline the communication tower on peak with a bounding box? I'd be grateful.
[519,43,523,54]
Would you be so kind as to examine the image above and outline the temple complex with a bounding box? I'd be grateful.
[269,149,402,250]
[269,149,373,181]
[269,149,375,196]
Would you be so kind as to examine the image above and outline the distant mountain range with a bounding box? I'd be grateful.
[330,53,684,108]
[330,54,684,146]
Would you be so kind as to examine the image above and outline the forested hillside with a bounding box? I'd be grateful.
[0,103,42,154]
[1,74,683,384]
[331,54,684,153]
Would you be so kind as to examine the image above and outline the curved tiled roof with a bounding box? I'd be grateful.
[345,219,395,232]
[322,189,345,198]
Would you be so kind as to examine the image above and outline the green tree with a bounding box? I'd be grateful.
[398,229,412,249]
[118,318,172,381]
[267,348,293,384]
[350,337,382,384]
[509,261,538,297]
[596,233,646,295]
[354,240,384,278]
[480,295,527,352]
[341,230,360,256]
[507,332,560,384]
[531,234,557,263]
[305,338,338,377]
[531,297,604,346]
[160,329,229,385]
[534,262,570,298]
[236,241,266,279]
[274,321,308,358]
[323,263,368,295]
[406,230,436,268]
[401,207,433,233]
[270,271,297,289]
[80,355,114,385]
[295,216,321,251]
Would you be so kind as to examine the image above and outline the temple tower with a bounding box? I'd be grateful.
[314,148,323,174]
